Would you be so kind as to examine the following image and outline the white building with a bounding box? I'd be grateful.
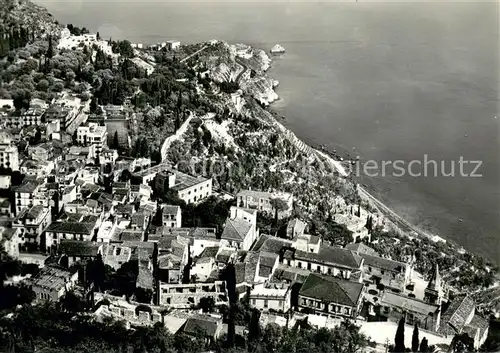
[162,205,182,228]
[249,282,292,313]
[237,190,293,218]
[29,265,78,302]
[0,131,19,171]
[171,172,213,205]
[221,207,259,251]
[77,122,108,156]
[166,40,181,50]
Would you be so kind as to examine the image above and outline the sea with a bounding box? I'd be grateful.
[35,0,500,263]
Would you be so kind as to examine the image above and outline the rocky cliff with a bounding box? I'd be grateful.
[206,42,279,106]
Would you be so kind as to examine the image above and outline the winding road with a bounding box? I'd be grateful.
[180,45,208,63]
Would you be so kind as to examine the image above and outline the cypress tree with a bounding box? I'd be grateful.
[46,35,53,59]
[113,131,119,150]
[394,316,405,353]
[411,323,419,352]
[419,337,428,353]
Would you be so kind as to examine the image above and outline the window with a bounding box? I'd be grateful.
[297,262,302,269]
[264,300,268,308]
[368,267,372,272]
[252,299,256,305]
[279,301,283,308]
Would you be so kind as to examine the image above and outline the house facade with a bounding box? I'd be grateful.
[158,281,226,308]
[298,273,364,319]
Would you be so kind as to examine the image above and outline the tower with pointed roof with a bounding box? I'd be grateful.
[424,263,442,305]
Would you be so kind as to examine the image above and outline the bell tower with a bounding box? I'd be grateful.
[424,263,442,305]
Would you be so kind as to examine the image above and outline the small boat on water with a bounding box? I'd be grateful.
[270,44,285,54]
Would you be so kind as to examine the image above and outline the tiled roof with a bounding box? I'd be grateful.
[251,234,292,254]
[445,295,476,333]
[58,240,100,257]
[360,253,406,273]
[46,220,95,235]
[295,246,362,270]
[464,314,489,340]
[170,171,210,192]
[15,181,40,193]
[183,315,220,338]
[299,273,364,307]
[381,291,439,315]
[23,205,46,220]
[1,228,18,241]
[199,246,219,259]
[30,265,75,291]
[221,218,251,242]
[162,205,180,215]
[345,243,379,256]
[120,230,144,242]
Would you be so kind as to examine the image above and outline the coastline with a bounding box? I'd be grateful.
[261,56,448,245]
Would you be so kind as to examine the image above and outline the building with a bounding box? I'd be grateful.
[0,131,19,171]
[359,253,413,292]
[249,282,292,313]
[182,315,223,342]
[162,205,182,228]
[20,108,45,127]
[13,205,51,250]
[377,291,441,331]
[43,215,99,251]
[29,265,78,302]
[439,295,489,349]
[58,240,102,267]
[286,218,307,239]
[13,180,46,214]
[298,273,364,319]
[237,190,293,218]
[77,122,108,156]
[282,235,364,281]
[0,175,11,190]
[0,227,21,257]
[191,256,216,283]
[94,299,164,328]
[158,280,226,308]
[157,237,189,285]
[155,170,213,205]
[221,207,259,250]
[166,40,181,50]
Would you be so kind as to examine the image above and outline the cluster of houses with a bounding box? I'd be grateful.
[0,154,489,347]
[0,29,490,349]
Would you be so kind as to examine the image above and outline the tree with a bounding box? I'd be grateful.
[449,333,474,352]
[112,131,119,150]
[419,337,429,352]
[118,40,134,58]
[262,323,282,352]
[198,297,215,313]
[411,323,419,352]
[394,316,405,353]
[270,197,289,222]
[59,291,84,314]
[46,35,53,59]
[224,263,237,305]
[248,308,261,343]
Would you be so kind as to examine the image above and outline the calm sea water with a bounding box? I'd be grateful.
[37,1,500,262]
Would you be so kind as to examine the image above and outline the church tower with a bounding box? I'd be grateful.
[424,263,442,305]
[425,263,444,332]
